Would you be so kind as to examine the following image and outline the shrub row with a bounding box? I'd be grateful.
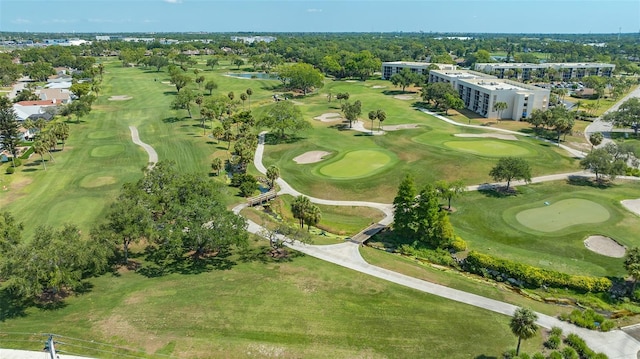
[559,309,616,332]
[465,251,612,293]
[564,333,609,358]
[398,244,457,267]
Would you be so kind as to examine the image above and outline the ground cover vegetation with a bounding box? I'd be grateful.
[1,32,639,357]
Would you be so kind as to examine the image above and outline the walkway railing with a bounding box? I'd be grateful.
[246,190,278,207]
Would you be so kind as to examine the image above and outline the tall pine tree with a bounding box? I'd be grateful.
[393,174,417,240]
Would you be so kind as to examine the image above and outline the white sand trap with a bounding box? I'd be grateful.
[108,95,132,101]
[393,94,415,100]
[345,80,358,83]
[454,133,518,141]
[314,113,343,122]
[584,236,626,258]
[382,124,420,131]
[161,81,171,84]
[293,151,331,164]
[621,199,640,216]
[372,85,386,89]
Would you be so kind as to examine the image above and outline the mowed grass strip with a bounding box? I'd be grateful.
[1,252,538,359]
[515,199,610,232]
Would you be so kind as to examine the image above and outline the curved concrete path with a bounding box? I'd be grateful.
[585,84,640,147]
[244,131,640,359]
[129,126,158,168]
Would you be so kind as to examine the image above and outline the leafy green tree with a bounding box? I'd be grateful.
[304,205,322,231]
[170,71,191,93]
[206,57,219,70]
[277,63,324,95]
[421,82,458,111]
[510,307,539,356]
[625,247,640,291]
[205,80,218,95]
[390,68,420,92]
[489,157,532,191]
[603,97,640,136]
[376,109,387,131]
[341,100,362,129]
[171,88,196,118]
[245,88,253,108]
[233,57,245,70]
[147,55,169,72]
[580,147,625,182]
[24,60,55,81]
[393,174,417,240]
[259,101,309,139]
[443,93,464,115]
[435,180,465,210]
[266,165,280,189]
[239,92,248,108]
[0,98,21,165]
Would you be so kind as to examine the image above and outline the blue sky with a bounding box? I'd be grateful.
[1,0,638,34]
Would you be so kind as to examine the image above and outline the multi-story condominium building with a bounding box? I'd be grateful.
[381,61,456,80]
[428,69,496,90]
[474,62,615,81]
[454,78,549,120]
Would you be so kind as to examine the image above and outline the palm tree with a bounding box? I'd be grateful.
[510,307,539,356]
[32,136,48,170]
[304,205,322,232]
[266,165,280,189]
[376,109,386,132]
[291,195,311,229]
[212,126,223,144]
[368,110,377,135]
[589,132,603,151]
[574,100,583,113]
[211,157,222,176]
[246,88,253,109]
[493,102,508,122]
[240,93,248,109]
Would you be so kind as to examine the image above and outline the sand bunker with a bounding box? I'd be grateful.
[621,199,640,216]
[382,124,420,131]
[372,85,386,89]
[161,81,171,84]
[108,95,132,101]
[454,133,518,141]
[393,94,415,100]
[345,80,358,83]
[293,151,331,164]
[314,113,343,122]
[584,235,626,258]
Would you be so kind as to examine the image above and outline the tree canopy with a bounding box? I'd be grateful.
[277,63,324,95]
[489,157,532,191]
[259,101,310,139]
[604,98,640,136]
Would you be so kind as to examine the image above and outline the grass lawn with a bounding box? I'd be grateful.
[441,139,534,157]
[317,149,394,179]
[0,249,541,359]
[450,180,640,277]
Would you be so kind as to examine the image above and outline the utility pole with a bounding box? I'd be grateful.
[44,335,57,359]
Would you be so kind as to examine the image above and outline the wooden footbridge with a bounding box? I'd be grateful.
[348,223,387,244]
[247,190,278,207]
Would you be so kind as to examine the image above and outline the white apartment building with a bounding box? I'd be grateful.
[474,62,615,81]
[455,79,549,120]
[428,69,496,90]
[381,61,456,80]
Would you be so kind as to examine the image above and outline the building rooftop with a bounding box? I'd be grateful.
[464,79,542,92]
[431,69,494,79]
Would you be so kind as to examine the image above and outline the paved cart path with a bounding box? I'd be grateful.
[129,126,158,168]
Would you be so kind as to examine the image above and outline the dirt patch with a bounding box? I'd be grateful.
[454,133,518,141]
[293,151,331,164]
[313,113,343,122]
[393,94,415,100]
[108,95,132,101]
[584,235,626,258]
[96,314,165,353]
[383,124,420,131]
[0,177,33,206]
[621,199,640,216]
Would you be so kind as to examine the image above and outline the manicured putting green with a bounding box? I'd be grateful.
[319,150,392,179]
[516,199,610,232]
[443,140,532,157]
[91,144,125,157]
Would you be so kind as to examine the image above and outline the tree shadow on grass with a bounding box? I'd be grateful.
[162,116,183,123]
[566,175,611,189]
[478,185,518,198]
[474,355,498,359]
[138,248,237,278]
[0,288,28,322]
[382,90,414,96]
[264,133,306,145]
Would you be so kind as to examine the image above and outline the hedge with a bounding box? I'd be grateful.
[465,251,612,293]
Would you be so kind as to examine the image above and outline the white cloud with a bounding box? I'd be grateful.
[307,8,322,13]
[164,0,183,4]
[11,18,31,24]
